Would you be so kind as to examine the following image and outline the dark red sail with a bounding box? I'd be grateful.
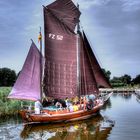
[43,0,81,99]
[79,33,99,96]
[8,42,41,101]
[46,0,81,32]
[82,31,111,88]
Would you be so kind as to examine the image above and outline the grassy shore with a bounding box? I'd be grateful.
[0,87,31,118]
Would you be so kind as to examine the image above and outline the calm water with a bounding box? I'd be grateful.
[0,93,140,140]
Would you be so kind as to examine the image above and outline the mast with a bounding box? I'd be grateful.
[39,27,43,101]
[77,4,81,98]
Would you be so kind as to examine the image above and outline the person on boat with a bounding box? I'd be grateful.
[42,97,52,107]
[88,94,95,102]
[95,97,102,105]
[65,97,69,107]
[65,98,72,109]
[55,101,62,108]
[85,95,89,101]
[54,99,67,108]
[73,96,79,103]
[34,99,43,114]
[83,96,87,110]
[69,102,74,112]
[79,96,84,110]
[73,102,79,111]
[86,99,94,110]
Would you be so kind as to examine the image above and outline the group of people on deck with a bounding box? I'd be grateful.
[34,94,102,114]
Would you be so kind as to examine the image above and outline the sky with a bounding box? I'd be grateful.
[0,0,140,78]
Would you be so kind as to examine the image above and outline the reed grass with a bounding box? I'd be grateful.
[0,87,32,117]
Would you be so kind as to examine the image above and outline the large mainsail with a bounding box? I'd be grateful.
[82,31,111,88]
[8,42,41,101]
[43,0,81,99]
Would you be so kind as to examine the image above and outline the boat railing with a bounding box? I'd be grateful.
[21,105,34,110]
[21,98,103,115]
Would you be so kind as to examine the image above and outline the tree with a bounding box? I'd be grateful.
[110,74,132,87]
[120,74,131,85]
[0,68,17,86]
[110,76,124,87]
[132,75,140,84]
[102,68,111,81]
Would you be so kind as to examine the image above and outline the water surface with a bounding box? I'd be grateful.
[0,93,140,140]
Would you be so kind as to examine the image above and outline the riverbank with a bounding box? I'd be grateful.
[0,87,31,118]
[102,84,140,92]
[99,87,135,93]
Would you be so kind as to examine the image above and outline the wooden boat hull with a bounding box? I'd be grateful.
[20,103,103,123]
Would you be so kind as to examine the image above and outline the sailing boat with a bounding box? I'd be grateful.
[8,0,111,123]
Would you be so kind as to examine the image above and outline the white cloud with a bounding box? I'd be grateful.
[121,0,140,11]
[73,0,111,9]
[74,0,140,11]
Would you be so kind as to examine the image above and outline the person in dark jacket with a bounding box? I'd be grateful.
[54,99,67,108]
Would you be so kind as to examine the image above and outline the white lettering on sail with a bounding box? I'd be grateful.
[48,33,63,41]
[49,33,55,39]
[57,35,63,40]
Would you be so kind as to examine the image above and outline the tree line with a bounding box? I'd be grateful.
[0,67,140,87]
[102,68,140,87]
[0,68,16,86]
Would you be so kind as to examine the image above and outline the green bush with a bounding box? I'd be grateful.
[111,82,125,87]
[0,87,32,117]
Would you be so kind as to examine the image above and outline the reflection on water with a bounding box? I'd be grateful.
[112,92,132,98]
[20,114,114,140]
[0,116,23,140]
[1,93,140,140]
[135,93,140,103]
[103,93,140,140]
[101,98,112,111]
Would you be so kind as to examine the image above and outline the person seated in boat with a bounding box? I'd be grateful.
[86,99,94,110]
[83,96,87,110]
[73,102,79,112]
[77,101,81,109]
[54,99,67,108]
[65,99,72,109]
[60,99,67,108]
[69,102,74,112]
[95,97,102,105]
[65,97,70,107]
[80,97,84,103]
[88,94,95,102]
[34,99,43,114]
[42,97,52,107]
[73,96,79,103]
[85,95,89,100]
[55,101,62,108]
[79,97,84,110]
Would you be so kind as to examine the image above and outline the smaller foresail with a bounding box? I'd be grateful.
[8,42,41,101]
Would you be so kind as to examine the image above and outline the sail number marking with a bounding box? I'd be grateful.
[49,33,63,41]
